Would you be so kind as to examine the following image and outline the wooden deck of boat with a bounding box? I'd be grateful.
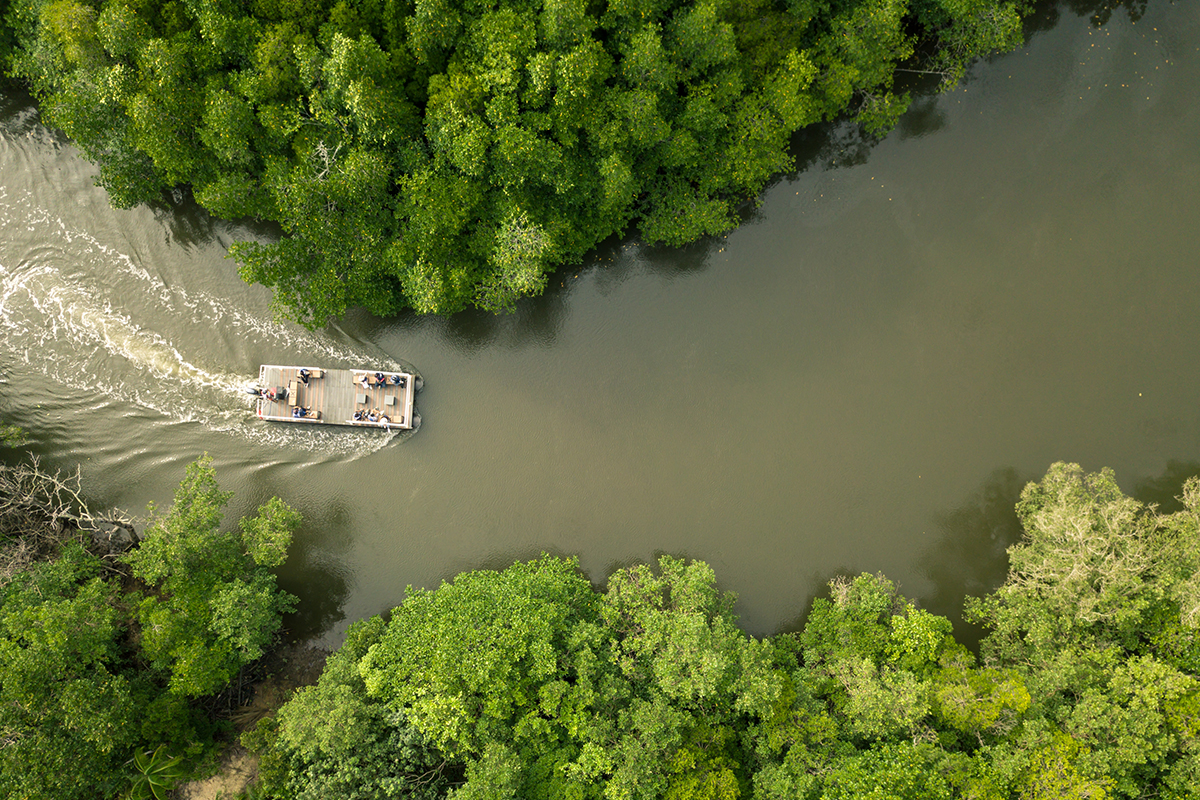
[256,365,416,429]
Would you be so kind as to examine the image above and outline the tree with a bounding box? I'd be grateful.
[967,464,1200,798]
[820,742,954,800]
[5,0,1035,324]
[249,616,454,800]
[124,454,300,697]
[1019,732,1112,800]
[0,447,304,799]
[966,463,1200,662]
[360,555,599,758]
[0,543,137,800]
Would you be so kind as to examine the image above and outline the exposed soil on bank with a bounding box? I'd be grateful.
[179,643,329,800]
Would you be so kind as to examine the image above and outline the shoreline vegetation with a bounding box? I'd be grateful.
[0,451,301,800]
[3,442,1200,798]
[1,0,1026,326]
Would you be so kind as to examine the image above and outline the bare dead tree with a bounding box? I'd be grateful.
[0,457,137,584]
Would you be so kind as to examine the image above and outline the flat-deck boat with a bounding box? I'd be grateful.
[252,365,420,430]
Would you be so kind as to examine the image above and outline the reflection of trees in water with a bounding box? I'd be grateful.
[770,565,859,637]
[917,467,1028,651]
[343,267,573,355]
[1133,459,1200,515]
[1060,0,1149,27]
[278,540,350,643]
[262,494,354,641]
[1026,0,1151,38]
[1090,0,1148,24]
[434,281,570,353]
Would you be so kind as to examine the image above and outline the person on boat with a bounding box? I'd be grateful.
[299,368,311,385]
[390,374,404,386]
[375,372,386,384]
[263,387,277,401]
[359,375,371,390]
[352,410,364,421]
[367,409,379,423]
[380,415,390,430]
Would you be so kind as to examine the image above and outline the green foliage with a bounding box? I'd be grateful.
[0,420,25,446]
[124,454,300,696]
[967,464,1200,799]
[966,463,1200,662]
[249,616,453,800]
[663,723,742,800]
[242,460,1200,800]
[129,745,188,800]
[930,649,1030,741]
[1019,732,1112,800]
[5,0,1032,324]
[0,543,137,800]
[820,742,953,800]
[0,452,301,799]
[360,554,598,757]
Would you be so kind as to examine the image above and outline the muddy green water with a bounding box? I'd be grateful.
[1,1,1197,643]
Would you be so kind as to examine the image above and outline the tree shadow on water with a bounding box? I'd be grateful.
[771,565,861,638]
[239,482,353,643]
[1025,0,1151,39]
[0,78,46,137]
[434,281,571,354]
[1132,459,1200,515]
[1060,0,1149,26]
[638,235,719,280]
[277,535,351,644]
[143,184,233,251]
[895,95,949,142]
[916,467,1029,651]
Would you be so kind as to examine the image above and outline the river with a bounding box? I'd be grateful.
[1,0,1197,644]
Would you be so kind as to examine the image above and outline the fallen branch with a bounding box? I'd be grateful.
[0,458,137,584]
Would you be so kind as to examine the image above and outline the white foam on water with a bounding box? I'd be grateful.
[0,195,406,458]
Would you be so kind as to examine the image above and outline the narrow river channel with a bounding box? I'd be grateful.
[1,0,1197,643]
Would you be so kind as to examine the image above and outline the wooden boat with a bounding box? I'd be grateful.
[252,365,420,430]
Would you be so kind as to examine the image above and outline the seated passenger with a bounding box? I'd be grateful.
[353,410,364,421]
[299,368,311,385]
[390,374,404,386]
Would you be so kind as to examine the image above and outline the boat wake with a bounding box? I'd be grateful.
[0,191,408,457]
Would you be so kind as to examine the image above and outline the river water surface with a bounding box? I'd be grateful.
[1,0,1197,642]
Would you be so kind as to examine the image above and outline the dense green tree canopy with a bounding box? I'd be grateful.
[0,454,300,799]
[124,454,300,696]
[0,543,137,800]
[4,0,1026,325]
[248,463,1200,800]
